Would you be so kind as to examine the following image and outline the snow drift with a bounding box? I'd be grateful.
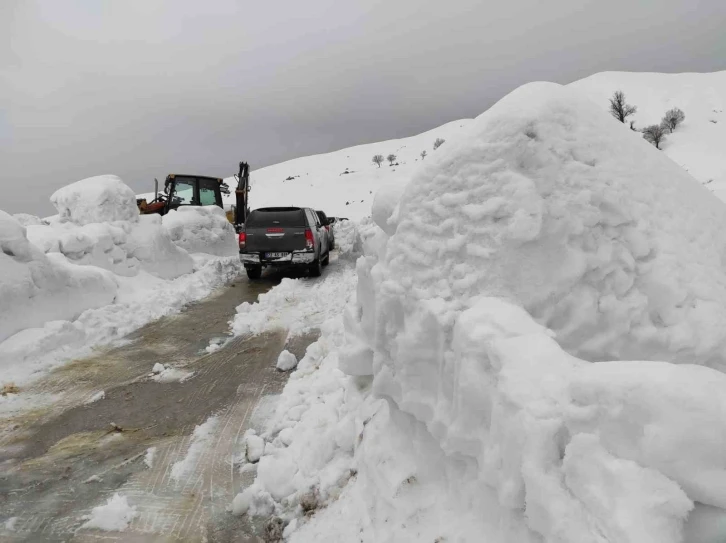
[239,82,726,542]
[0,211,117,343]
[162,206,237,256]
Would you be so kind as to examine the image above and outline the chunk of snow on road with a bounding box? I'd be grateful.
[81,493,137,532]
[83,474,103,483]
[51,175,140,226]
[151,365,193,383]
[170,416,219,481]
[84,390,105,404]
[244,431,265,463]
[276,350,297,371]
[144,447,157,469]
[162,206,238,256]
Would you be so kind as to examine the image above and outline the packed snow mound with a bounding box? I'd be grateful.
[51,174,140,225]
[25,214,194,279]
[12,213,46,226]
[162,206,237,256]
[384,81,726,365]
[0,211,117,344]
[568,71,726,199]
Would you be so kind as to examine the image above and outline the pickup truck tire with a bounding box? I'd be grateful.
[246,267,262,280]
[322,249,330,266]
[329,239,335,250]
[309,258,323,277]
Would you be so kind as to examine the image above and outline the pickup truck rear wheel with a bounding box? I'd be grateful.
[309,258,322,277]
[246,267,262,280]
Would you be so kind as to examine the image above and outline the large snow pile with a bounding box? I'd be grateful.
[568,71,726,201]
[0,211,117,343]
[51,174,140,225]
[236,83,726,542]
[383,82,726,365]
[162,206,237,256]
[30,175,195,279]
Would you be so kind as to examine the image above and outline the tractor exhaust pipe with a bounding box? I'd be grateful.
[154,178,159,200]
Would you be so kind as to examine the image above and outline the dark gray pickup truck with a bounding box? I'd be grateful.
[238,207,330,280]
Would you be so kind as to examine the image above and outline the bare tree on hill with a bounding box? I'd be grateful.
[642,124,667,149]
[372,154,384,168]
[609,91,637,123]
[662,107,685,133]
[387,154,397,165]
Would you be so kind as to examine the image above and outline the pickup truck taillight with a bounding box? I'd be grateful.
[304,228,314,249]
[238,231,246,249]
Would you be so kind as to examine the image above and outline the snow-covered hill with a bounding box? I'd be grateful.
[222,120,472,221]
[568,71,726,200]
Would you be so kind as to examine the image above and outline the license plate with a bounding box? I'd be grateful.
[265,252,289,259]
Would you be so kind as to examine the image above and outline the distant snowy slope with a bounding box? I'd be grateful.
[222,120,472,220]
[569,71,726,200]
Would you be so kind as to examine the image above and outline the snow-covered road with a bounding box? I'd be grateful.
[0,269,321,542]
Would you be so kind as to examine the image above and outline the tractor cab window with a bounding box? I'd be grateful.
[198,178,220,206]
[173,181,195,205]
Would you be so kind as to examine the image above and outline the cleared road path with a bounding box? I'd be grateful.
[0,271,317,542]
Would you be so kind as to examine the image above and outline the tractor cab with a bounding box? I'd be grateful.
[162,174,226,211]
[138,174,229,216]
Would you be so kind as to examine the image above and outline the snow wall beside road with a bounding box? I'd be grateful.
[338,82,726,542]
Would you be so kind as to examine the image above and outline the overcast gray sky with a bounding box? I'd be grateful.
[2,0,725,215]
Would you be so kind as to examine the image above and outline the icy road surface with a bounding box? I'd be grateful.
[0,270,319,542]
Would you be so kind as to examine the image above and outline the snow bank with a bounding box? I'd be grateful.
[51,174,139,225]
[26,215,194,279]
[81,493,137,532]
[334,82,726,541]
[162,206,238,256]
[239,82,726,542]
[231,261,358,339]
[28,175,194,279]
[0,211,117,343]
[0,254,240,386]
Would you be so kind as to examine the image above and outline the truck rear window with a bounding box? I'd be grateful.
[246,208,306,227]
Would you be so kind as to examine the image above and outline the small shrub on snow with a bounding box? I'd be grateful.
[433,137,445,150]
[420,150,427,159]
[372,154,384,168]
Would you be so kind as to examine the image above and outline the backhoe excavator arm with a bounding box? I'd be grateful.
[234,161,250,231]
